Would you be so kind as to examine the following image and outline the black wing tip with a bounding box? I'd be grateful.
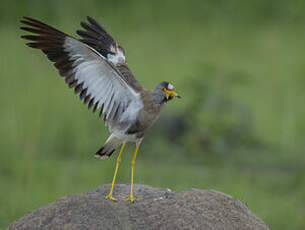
[86,16,106,30]
[26,42,38,48]
[21,16,40,24]
[85,16,95,26]
[80,21,87,27]
[21,16,30,21]
[20,34,28,39]
[76,29,84,36]
[19,27,27,33]
[20,16,68,38]
[86,16,94,22]
[20,34,35,39]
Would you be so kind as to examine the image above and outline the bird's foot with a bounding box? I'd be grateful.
[124,195,141,202]
[105,193,117,201]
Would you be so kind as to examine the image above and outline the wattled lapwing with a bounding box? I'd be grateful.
[20,16,180,201]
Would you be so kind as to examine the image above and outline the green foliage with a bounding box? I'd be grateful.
[1,1,305,229]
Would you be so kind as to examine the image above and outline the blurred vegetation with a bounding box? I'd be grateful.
[1,0,305,229]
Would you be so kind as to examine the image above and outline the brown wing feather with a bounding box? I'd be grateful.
[21,17,145,125]
[20,17,100,115]
[115,63,144,93]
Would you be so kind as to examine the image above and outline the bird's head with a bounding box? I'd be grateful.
[153,81,181,104]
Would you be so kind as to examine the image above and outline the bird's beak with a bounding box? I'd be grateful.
[165,89,181,99]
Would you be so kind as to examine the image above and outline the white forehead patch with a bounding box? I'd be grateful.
[167,83,174,90]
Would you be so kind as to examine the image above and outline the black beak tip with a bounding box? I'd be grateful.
[177,95,182,99]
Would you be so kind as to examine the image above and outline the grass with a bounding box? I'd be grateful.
[1,1,305,229]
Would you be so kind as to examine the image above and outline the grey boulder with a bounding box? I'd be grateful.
[7,184,269,230]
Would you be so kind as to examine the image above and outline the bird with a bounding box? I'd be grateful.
[20,16,180,202]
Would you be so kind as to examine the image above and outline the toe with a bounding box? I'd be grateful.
[105,194,117,201]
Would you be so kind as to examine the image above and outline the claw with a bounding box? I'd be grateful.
[124,196,141,202]
[105,194,117,201]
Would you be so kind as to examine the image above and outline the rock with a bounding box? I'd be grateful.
[7,184,269,230]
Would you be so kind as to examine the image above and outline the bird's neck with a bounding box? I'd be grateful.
[152,92,166,106]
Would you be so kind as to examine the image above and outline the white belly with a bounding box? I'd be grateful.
[109,127,139,143]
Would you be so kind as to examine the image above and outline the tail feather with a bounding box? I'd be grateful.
[95,146,115,159]
[95,135,122,159]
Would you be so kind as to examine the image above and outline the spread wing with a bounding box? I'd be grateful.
[20,17,143,122]
[77,16,144,92]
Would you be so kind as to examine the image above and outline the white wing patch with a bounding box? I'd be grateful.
[107,46,125,65]
[64,37,142,122]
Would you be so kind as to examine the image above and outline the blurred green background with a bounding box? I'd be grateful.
[1,0,305,229]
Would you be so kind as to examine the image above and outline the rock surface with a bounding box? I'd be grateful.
[7,184,269,230]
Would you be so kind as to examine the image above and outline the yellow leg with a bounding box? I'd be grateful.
[125,142,141,202]
[105,143,125,201]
